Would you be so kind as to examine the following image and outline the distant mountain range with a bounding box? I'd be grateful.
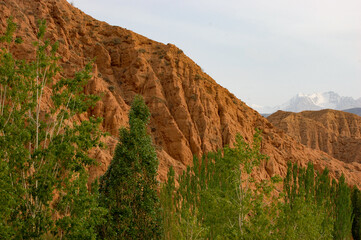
[252,91,361,114]
[343,108,361,117]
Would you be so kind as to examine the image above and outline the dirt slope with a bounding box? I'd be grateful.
[1,0,361,186]
[268,109,361,164]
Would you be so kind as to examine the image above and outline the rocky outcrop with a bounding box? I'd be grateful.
[1,0,361,187]
[268,110,361,164]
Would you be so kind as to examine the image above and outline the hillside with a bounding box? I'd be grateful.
[268,109,361,164]
[1,0,361,186]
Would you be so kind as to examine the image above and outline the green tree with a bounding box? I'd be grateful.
[275,194,333,240]
[161,133,356,239]
[280,163,334,240]
[352,187,361,240]
[98,95,162,239]
[279,162,358,240]
[0,18,106,238]
[333,174,353,240]
[161,130,278,239]
[160,167,176,239]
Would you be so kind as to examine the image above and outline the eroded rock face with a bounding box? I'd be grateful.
[268,110,361,164]
[1,0,361,187]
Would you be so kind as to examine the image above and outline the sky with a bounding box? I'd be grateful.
[72,0,361,109]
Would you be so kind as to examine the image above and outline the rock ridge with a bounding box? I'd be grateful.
[1,0,360,187]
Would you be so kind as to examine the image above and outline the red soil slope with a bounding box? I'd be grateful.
[1,0,360,186]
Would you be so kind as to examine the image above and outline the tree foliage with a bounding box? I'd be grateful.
[333,175,353,240]
[161,130,281,239]
[98,95,162,239]
[0,18,106,239]
[352,187,361,240]
[161,132,356,240]
[279,162,334,239]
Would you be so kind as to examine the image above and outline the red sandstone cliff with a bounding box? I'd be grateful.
[268,109,361,164]
[1,0,361,187]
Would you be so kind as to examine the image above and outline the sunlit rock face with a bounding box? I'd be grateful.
[1,0,361,187]
[268,109,361,164]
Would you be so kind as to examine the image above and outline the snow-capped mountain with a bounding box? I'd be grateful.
[252,91,361,114]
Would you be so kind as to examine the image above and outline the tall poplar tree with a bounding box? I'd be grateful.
[280,163,334,240]
[352,187,361,240]
[98,95,162,239]
[0,18,106,239]
[333,174,353,240]
[161,130,277,239]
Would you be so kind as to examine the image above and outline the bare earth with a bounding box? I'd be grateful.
[1,0,360,187]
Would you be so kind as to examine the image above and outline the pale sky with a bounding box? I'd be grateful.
[72,0,361,108]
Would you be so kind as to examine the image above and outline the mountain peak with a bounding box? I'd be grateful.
[254,91,361,114]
